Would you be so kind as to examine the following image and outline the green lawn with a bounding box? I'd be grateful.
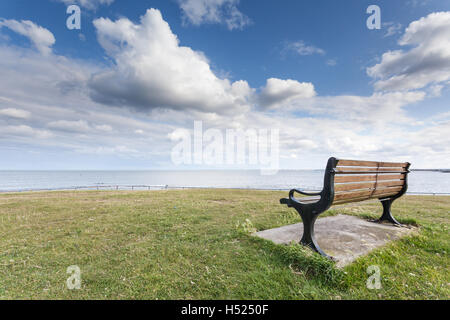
[0,189,448,299]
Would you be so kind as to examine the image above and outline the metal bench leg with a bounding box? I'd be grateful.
[295,208,332,259]
[378,199,401,225]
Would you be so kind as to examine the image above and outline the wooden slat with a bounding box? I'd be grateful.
[368,186,403,196]
[333,196,374,205]
[334,191,366,203]
[334,180,404,192]
[333,186,403,202]
[292,196,321,204]
[337,159,408,168]
[334,174,405,183]
[335,182,376,192]
[298,197,320,204]
[337,190,402,204]
[335,167,407,174]
[375,180,405,188]
[333,191,398,205]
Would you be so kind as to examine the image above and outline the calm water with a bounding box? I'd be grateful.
[0,170,449,194]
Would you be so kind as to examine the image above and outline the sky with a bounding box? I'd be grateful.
[0,0,449,170]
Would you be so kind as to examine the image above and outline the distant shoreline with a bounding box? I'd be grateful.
[0,168,449,172]
[411,169,450,173]
[1,170,449,194]
[1,186,449,196]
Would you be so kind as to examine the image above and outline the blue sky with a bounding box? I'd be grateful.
[3,0,448,93]
[0,0,449,170]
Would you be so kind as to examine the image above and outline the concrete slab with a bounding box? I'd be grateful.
[253,215,417,267]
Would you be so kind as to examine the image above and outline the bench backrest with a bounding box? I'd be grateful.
[327,158,410,205]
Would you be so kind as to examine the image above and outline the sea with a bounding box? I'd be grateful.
[0,170,449,194]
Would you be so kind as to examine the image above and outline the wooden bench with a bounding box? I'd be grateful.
[280,157,411,258]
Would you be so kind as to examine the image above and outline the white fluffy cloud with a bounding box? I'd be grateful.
[57,0,114,10]
[0,108,31,119]
[0,124,52,139]
[283,41,325,56]
[368,11,450,92]
[0,19,55,55]
[383,22,402,38]
[178,0,251,30]
[259,78,316,108]
[0,45,175,166]
[48,120,91,133]
[90,9,252,114]
[258,83,425,124]
[0,10,449,169]
[303,91,426,124]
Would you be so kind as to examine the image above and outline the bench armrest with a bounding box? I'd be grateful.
[289,189,322,198]
[280,198,292,207]
[283,188,322,207]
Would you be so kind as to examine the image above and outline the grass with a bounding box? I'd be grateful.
[0,189,448,299]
